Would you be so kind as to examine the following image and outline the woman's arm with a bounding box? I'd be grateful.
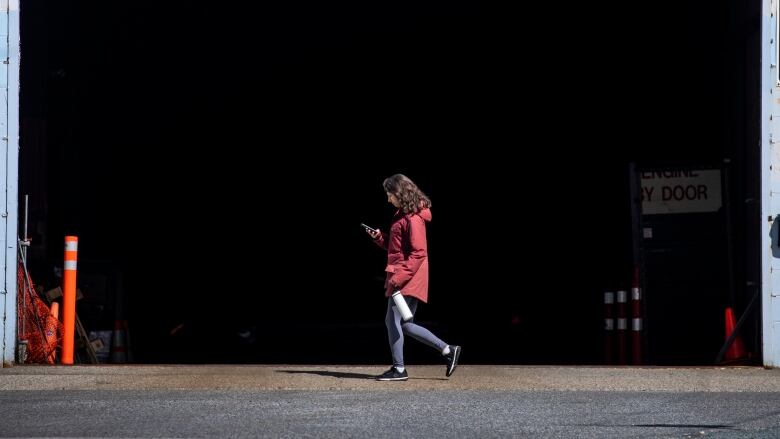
[370,229,388,250]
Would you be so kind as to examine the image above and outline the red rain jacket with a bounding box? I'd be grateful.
[374,208,432,303]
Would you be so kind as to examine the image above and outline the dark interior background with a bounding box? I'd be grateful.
[17,0,762,364]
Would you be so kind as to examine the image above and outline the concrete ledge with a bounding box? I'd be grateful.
[1,365,778,392]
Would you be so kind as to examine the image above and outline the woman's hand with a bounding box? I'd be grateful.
[367,229,381,239]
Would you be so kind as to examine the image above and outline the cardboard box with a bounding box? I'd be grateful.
[87,330,112,363]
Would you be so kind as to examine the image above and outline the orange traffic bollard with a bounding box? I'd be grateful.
[61,236,78,365]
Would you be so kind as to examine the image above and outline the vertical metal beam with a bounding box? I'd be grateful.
[761,0,780,367]
[0,0,19,366]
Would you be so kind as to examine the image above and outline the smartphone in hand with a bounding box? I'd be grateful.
[360,223,377,233]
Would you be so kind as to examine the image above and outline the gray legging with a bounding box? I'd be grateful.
[385,295,448,368]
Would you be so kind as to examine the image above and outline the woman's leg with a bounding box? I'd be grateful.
[401,297,448,353]
[385,298,405,369]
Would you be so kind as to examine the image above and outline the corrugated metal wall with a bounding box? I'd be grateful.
[763,0,780,367]
[0,0,19,365]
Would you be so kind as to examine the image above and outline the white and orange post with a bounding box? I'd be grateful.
[631,268,643,365]
[110,319,128,363]
[603,290,615,364]
[62,236,78,365]
[616,288,628,365]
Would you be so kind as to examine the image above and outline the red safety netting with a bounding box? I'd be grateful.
[16,263,61,364]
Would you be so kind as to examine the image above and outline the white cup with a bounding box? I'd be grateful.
[392,291,413,322]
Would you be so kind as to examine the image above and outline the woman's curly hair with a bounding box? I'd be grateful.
[383,174,431,214]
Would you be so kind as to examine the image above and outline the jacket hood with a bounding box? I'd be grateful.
[416,208,432,222]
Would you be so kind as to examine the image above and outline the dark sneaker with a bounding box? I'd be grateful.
[376,367,408,381]
[444,345,461,377]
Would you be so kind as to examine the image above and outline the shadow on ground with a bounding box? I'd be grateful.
[278,370,448,381]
